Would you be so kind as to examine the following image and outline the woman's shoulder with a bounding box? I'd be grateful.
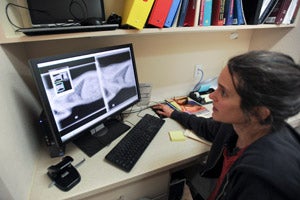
[234,126,300,198]
[237,124,300,180]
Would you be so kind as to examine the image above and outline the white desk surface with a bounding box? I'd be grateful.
[29,106,212,200]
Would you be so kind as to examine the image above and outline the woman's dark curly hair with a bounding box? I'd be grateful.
[227,50,300,130]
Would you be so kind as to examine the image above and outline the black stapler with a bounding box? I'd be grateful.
[47,156,81,191]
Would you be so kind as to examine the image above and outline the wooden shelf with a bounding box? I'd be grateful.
[0,24,295,44]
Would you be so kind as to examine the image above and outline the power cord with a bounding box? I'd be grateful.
[5,1,89,31]
[68,0,89,23]
[192,68,204,92]
[5,3,35,29]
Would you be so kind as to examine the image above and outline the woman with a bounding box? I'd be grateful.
[153,51,300,200]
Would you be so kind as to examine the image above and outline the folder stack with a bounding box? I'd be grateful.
[122,0,300,30]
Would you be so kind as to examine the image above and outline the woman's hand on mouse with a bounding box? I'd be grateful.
[152,103,174,118]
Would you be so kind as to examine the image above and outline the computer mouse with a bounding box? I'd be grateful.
[80,17,102,26]
[151,105,166,119]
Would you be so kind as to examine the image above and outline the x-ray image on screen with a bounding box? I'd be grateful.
[41,61,106,131]
[96,51,137,110]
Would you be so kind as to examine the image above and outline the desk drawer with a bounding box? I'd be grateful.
[85,171,170,200]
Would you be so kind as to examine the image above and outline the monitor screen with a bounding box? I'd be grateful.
[26,0,105,26]
[30,44,140,156]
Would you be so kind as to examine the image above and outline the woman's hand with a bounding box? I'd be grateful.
[152,103,174,118]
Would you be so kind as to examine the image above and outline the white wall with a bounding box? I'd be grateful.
[0,44,41,200]
[249,17,300,62]
[24,31,253,89]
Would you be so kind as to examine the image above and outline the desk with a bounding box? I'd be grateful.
[29,107,212,200]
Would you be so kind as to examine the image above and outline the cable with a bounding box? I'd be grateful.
[5,3,31,29]
[123,120,135,127]
[6,3,58,30]
[122,105,151,115]
[69,0,88,22]
[192,68,204,92]
[6,2,85,31]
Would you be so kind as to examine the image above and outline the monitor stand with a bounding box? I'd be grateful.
[72,118,131,157]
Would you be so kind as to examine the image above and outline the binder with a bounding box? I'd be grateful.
[194,0,202,26]
[242,0,264,24]
[265,0,292,24]
[275,0,292,24]
[203,0,213,26]
[148,0,173,28]
[172,0,184,26]
[224,0,234,25]
[184,0,198,26]
[177,0,190,26]
[122,0,155,30]
[291,0,300,23]
[165,0,182,27]
[211,0,226,25]
[198,0,206,26]
[258,0,279,24]
[282,0,297,24]
[233,0,245,25]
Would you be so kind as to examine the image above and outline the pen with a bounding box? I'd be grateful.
[74,158,86,168]
[164,100,179,111]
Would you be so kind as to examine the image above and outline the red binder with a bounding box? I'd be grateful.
[184,0,198,26]
[211,0,226,25]
[275,0,292,24]
[147,0,173,28]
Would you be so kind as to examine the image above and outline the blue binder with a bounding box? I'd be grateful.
[177,0,190,26]
[203,0,213,26]
[165,0,182,27]
[233,0,245,25]
[224,0,234,25]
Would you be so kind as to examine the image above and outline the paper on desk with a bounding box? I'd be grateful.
[184,130,211,146]
[169,130,186,142]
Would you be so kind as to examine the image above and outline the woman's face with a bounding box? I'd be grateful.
[209,66,247,125]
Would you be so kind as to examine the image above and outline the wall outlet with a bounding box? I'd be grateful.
[194,64,203,79]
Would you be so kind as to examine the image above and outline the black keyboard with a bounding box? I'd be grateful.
[17,24,118,36]
[105,114,165,172]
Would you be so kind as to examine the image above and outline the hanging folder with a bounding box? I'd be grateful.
[122,0,155,30]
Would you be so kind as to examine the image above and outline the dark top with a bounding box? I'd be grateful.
[171,110,300,200]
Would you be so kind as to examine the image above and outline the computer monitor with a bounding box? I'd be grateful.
[26,0,106,26]
[29,44,140,157]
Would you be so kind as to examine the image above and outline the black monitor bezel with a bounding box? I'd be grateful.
[26,0,106,26]
[29,43,140,147]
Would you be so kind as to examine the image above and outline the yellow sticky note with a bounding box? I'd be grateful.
[169,130,186,142]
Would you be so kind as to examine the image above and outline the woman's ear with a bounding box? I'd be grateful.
[256,106,271,121]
